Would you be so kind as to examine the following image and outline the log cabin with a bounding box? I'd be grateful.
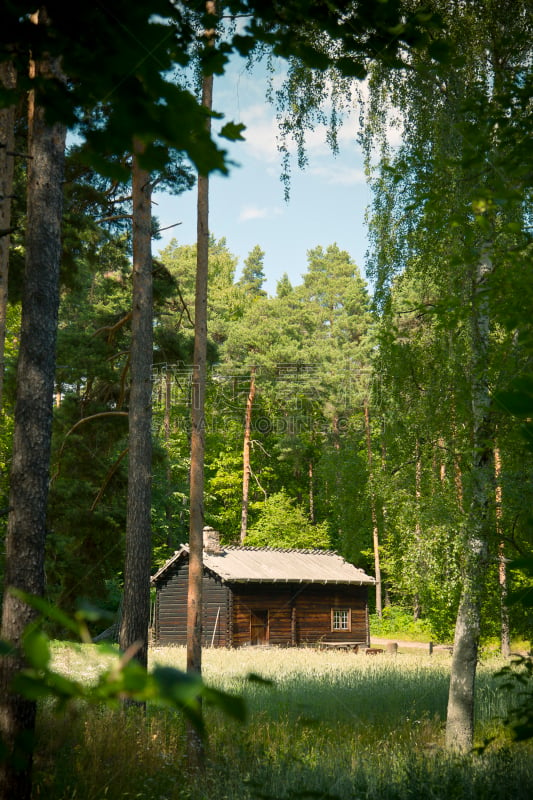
[151,527,375,648]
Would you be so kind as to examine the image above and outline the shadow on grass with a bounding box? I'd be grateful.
[33,657,533,800]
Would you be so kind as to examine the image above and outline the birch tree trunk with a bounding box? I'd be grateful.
[446,247,494,751]
[494,446,510,657]
[119,140,153,671]
[0,21,66,798]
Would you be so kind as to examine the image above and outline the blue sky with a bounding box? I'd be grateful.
[153,60,373,296]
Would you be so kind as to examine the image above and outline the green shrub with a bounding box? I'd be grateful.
[370,606,435,641]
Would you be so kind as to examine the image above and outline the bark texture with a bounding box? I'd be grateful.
[364,401,382,616]
[446,249,493,751]
[0,35,66,800]
[494,447,510,657]
[240,367,256,542]
[0,60,16,409]
[119,141,153,671]
[187,5,215,766]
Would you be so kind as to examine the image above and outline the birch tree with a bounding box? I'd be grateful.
[363,0,533,750]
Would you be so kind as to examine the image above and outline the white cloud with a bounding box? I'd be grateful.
[238,105,280,163]
[238,205,282,222]
[308,163,366,186]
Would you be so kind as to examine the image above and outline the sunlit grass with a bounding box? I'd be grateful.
[37,643,533,800]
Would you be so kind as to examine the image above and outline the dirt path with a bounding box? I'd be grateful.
[370,637,452,653]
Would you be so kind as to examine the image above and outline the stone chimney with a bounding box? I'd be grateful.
[203,526,222,555]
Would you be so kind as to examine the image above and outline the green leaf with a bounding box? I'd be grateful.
[495,379,533,417]
[334,58,367,79]
[119,661,149,694]
[43,671,85,700]
[202,686,247,722]
[12,674,53,701]
[75,599,114,624]
[246,672,274,686]
[219,122,246,142]
[0,639,15,656]
[151,666,202,704]
[427,40,452,64]
[22,629,50,670]
[10,590,84,638]
[508,556,533,574]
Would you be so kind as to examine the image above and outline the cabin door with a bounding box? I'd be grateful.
[250,609,269,644]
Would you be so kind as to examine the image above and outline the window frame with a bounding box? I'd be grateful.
[331,607,351,632]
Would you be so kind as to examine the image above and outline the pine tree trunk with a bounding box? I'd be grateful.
[240,367,256,542]
[309,461,315,523]
[446,248,493,751]
[164,370,175,548]
[187,6,215,761]
[364,401,382,616]
[119,140,153,671]
[413,439,422,621]
[0,60,16,410]
[0,27,66,799]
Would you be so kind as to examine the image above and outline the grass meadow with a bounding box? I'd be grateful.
[32,644,533,799]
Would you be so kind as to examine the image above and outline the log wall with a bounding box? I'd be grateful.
[155,559,231,647]
[293,585,369,645]
[154,557,369,648]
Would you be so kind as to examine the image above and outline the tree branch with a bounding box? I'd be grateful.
[90,447,129,511]
[95,213,133,223]
[52,412,129,482]
[92,310,132,343]
[156,221,182,234]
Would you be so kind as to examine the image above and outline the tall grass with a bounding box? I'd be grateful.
[34,645,533,800]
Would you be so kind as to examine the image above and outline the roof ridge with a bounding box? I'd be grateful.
[224,545,338,555]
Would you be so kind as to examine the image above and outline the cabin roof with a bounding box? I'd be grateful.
[152,545,375,586]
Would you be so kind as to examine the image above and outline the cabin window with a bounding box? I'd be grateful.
[331,608,351,631]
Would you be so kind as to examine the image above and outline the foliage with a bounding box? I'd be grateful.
[238,244,267,297]
[497,653,533,743]
[493,556,533,742]
[369,606,435,641]
[361,0,533,660]
[245,489,331,550]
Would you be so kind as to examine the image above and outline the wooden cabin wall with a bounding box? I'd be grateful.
[204,574,231,647]
[231,585,295,647]
[230,584,369,647]
[294,585,369,645]
[154,559,370,648]
[154,560,230,646]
